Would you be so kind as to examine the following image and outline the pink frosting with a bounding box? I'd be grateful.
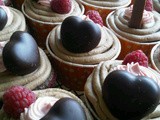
[124,5,155,28]
[111,62,160,85]
[38,0,51,7]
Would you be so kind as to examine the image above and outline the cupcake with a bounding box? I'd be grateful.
[0,31,56,99]
[78,0,131,25]
[46,15,121,91]
[106,0,160,60]
[150,43,160,73]
[0,86,93,120]
[22,0,84,48]
[84,50,160,120]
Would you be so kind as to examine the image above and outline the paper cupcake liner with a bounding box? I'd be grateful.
[22,4,59,49]
[79,0,131,26]
[106,12,160,62]
[46,40,96,91]
[0,88,93,120]
[11,0,24,10]
[150,43,160,73]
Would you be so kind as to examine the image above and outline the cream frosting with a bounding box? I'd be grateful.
[48,20,121,65]
[0,48,52,99]
[84,60,160,120]
[124,5,155,28]
[21,96,58,120]
[0,41,7,72]
[79,0,131,8]
[23,0,84,23]
[0,6,26,42]
[153,0,160,13]
[107,7,160,42]
[38,0,51,7]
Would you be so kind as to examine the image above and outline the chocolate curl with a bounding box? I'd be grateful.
[129,0,146,29]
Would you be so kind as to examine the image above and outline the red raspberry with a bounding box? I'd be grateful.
[0,0,4,5]
[122,50,148,67]
[85,10,103,26]
[50,0,71,14]
[3,86,36,118]
[145,0,153,11]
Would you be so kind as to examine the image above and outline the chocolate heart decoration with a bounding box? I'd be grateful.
[3,31,40,75]
[40,98,86,120]
[102,70,160,120]
[61,16,101,53]
[0,7,8,30]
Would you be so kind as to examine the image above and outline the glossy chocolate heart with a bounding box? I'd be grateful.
[3,31,40,75]
[61,16,101,53]
[40,98,86,120]
[0,7,8,30]
[102,70,160,120]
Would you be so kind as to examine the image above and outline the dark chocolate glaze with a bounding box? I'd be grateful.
[102,70,160,120]
[3,31,40,76]
[61,16,101,53]
[0,7,8,30]
[40,97,87,120]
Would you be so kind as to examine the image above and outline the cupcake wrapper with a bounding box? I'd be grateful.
[46,39,95,91]
[22,4,59,49]
[150,43,160,73]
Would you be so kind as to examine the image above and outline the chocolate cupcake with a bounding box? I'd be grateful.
[46,15,121,91]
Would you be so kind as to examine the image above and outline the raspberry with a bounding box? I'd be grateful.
[122,50,148,67]
[50,0,71,14]
[0,0,4,5]
[145,0,153,11]
[85,10,103,26]
[3,86,36,118]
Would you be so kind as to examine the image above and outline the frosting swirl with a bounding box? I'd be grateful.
[48,20,121,65]
[23,0,84,23]
[107,7,160,42]
[124,5,155,28]
[0,6,26,42]
[84,61,160,120]
[79,0,130,8]
[21,96,58,120]
[38,0,51,7]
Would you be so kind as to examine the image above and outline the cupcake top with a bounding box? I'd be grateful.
[85,60,160,120]
[79,0,131,9]
[47,15,121,65]
[0,87,93,120]
[23,0,84,23]
[0,5,26,42]
[0,31,52,100]
[106,0,160,43]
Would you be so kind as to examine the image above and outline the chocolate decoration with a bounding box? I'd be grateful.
[102,70,160,120]
[40,98,87,120]
[61,16,101,53]
[0,7,8,30]
[129,0,146,28]
[3,31,40,76]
